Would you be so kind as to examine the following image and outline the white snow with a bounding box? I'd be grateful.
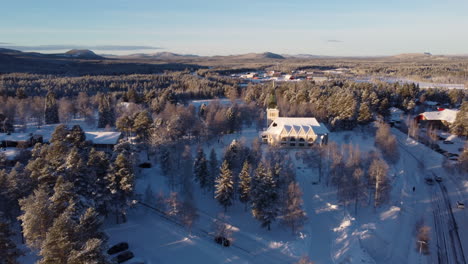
[420,109,459,123]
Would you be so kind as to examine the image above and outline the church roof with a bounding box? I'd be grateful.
[266,117,329,136]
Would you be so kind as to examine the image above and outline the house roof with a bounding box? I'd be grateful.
[420,109,459,123]
[265,117,329,136]
[85,131,121,145]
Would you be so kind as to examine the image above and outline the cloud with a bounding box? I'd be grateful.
[327,39,344,43]
[0,44,161,51]
[0,42,12,45]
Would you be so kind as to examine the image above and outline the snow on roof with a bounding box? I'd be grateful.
[421,109,459,123]
[0,133,32,142]
[266,117,329,136]
[85,131,121,145]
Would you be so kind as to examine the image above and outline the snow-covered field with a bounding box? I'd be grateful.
[103,126,467,263]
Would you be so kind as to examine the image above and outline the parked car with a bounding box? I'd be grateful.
[448,153,459,157]
[457,201,465,209]
[214,236,231,247]
[425,178,435,185]
[443,140,454,144]
[435,176,442,182]
[113,251,134,263]
[107,242,129,255]
[138,162,152,168]
[438,136,447,140]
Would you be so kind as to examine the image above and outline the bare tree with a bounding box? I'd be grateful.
[368,158,390,208]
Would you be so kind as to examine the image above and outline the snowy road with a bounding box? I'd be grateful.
[393,128,467,264]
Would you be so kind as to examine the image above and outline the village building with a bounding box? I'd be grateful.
[416,108,459,130]
[261,117,329,147]
[261,94,329,147]
[84,131,122,150]
[0,133,43,148]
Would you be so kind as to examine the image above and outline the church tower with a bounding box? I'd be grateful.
[266,83,279,127]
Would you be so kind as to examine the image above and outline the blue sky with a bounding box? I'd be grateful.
[1,0,467,56]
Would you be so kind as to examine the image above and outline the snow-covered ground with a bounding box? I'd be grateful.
[103,126,467,263]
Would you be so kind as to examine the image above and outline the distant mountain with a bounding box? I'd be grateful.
[116,52,199,60]
[285,54,334,59]
[63,49,103,59]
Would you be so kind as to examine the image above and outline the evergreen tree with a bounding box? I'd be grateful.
[68,238,110,264]
[97,93,115,128]
[49,176,75,218]
[357,102,373,124]
[451,101,468,137]
[106,153,134,223]
[215,160,234,212]
[133,110,153,140]
[193,148,209,190]
[44,91,59,124]
[76,207,107,244]
[50,124,69,144]
[87,148,110,215]
[208,148,218,192]
[38,202,77,264]
[0,217,22,264]
[238,161,251,210]
[18,187,53,249]
[68,125,86,147]
[251,163,278,230]
[281,182,307,234]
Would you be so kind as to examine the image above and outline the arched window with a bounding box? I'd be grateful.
[289,137,296,141]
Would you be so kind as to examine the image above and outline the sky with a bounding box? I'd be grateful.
[0,0,467,56]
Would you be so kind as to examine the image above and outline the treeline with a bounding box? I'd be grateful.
[244,79,467,131]
[0,72,238,99]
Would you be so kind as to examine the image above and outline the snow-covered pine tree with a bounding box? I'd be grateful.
[357,102,373,124]
[238,161,251,211]
[215,160,234,212]
[65,147,89,196]
[38,201,78,264]
[97,93,115,128]
[87,148,110,215]
[67,238,110,264]
[18,187,53,249]
[76,207,107,244]
[251,162,279,230]
[0,216,22,264]
[281,182,307,234]
[106,153,135,223]
[49,175,75,218]
[193,147,209,190]
[68,125,86,147]
[208,148,218,192]
[44,91,59,124]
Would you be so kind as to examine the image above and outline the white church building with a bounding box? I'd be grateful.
[261,108,329,147]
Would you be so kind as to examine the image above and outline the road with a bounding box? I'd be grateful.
[394,129,466,264]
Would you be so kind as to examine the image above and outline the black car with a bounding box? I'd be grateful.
[435,176,442,182]
[113,251,134,263]
[425,178,434,185]
[214,236,231,247]
[108,242,129,255]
